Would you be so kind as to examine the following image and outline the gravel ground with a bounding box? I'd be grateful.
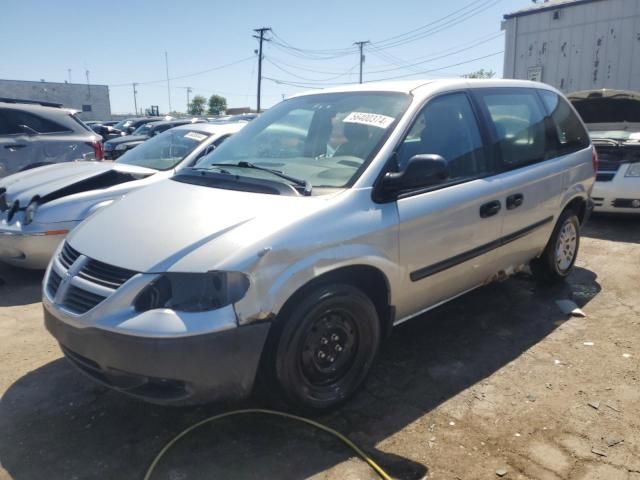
[0,214,639,480]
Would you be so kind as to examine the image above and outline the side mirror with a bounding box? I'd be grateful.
[127,126,136,134]
[382,154,449,193]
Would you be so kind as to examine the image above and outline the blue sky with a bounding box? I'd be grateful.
[1,0,531,114]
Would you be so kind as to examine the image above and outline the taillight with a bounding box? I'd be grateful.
[592,146,599,173]
[88,140,104,161]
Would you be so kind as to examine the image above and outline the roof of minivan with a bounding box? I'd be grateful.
[288,78,555,98]
[171,121,245,135]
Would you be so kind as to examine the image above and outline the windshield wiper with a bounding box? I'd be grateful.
[207,161,312,196]
[189,165,233,175]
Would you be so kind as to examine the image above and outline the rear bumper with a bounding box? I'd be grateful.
[0,230,67,269]
[103,150,124,160]
[44,305,271,405]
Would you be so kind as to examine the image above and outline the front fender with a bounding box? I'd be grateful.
[234,243,400,326]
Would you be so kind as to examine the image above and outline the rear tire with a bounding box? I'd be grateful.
[265,284,380,413]
[531,209,580,284]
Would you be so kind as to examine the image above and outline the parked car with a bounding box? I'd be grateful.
[568,89,640,213]
[0,122,243,268]
[42,79,595,411]
[110,117,168,137]
[103,118,206,160]
[210,113,258,124]
[0,98,103,178]
[88,121,124,142]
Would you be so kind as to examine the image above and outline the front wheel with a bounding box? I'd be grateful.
[267,284,380,413]
[531,210,581,284]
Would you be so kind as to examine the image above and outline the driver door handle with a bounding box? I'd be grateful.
[480,200,501,218]
[4,144,27,149]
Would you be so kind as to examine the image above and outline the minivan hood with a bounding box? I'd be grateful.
[68,178,334,273]
[0,162,157,207]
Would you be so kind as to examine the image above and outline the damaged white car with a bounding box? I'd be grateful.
[0,122,243,268]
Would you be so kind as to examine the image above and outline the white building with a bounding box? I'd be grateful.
[502,0,640,93]
[0,79,111,121]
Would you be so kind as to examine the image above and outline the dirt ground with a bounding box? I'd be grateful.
[0,214,639,480]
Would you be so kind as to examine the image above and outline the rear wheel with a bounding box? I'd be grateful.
[531,209,580,283]
[266,284,380,413]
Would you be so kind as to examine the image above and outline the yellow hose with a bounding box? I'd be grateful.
[143,408,393,480]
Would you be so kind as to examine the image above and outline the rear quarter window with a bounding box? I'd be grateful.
[538,90,590,155]
[0,108,72,134]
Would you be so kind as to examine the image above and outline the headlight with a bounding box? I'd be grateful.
[625,163,640,177]
[134,271,249,313]
[24,200,39,225]
[115,143,129,151]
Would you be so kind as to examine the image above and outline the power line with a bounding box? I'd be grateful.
[366,32,504,74]
[371,0,502,50]
[264,57,357,82]
[367,50,504,82]
[107,56,255,87]
[372,0,489,48]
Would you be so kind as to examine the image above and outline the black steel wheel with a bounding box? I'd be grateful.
[269,284,380,413]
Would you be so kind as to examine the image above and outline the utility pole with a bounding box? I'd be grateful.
[85,69,91,95]
[186,87,192,113]
[354,41,370,84]
[253,27,271,112]
[67,68,72,83]
[132,83,138,115]
[165,51,172,113]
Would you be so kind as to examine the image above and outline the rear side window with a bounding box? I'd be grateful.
[0,108,71,134]
[538,90,590,155]
[475,89,547,170]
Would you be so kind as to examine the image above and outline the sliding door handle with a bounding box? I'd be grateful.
[506,193,524,210]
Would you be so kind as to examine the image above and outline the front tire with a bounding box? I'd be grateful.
[267,284,380,413]
[531,209,580,284]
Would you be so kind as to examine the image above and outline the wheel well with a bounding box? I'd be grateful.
[276,265,393,336]
[564,196,587,224]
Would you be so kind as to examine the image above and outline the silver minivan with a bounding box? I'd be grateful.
[42,79,595,411]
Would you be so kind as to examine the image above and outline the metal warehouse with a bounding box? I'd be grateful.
[502,0,640,93]
[0,79,111,121]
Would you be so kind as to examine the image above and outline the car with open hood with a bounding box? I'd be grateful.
[0,122,243,268]
[42,79,595,411]
[568,89,640,213]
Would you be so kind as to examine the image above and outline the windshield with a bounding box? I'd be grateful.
[116,129,211,170]
[133,124,154,136]
[195,92,411,189]
[113,119,132,130]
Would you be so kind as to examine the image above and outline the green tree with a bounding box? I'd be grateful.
[207,94,227,116]
[462,69,496,79]
[189,95,207,115]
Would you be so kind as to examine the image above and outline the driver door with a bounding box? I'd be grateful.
[393,92,506,321]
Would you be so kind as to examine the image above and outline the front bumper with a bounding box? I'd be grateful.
[0,230,67,269]
[44,305,271,404]
[592,168,640,214]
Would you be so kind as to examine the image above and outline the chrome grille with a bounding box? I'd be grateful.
[47,270,62,297]
[63,285,107,314]
[50,242,138,315]
[78,258,137,289]
[59,242,81,268]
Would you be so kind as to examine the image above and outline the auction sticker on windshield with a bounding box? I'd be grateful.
[184,132,207,141]
[343,112,395,129]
